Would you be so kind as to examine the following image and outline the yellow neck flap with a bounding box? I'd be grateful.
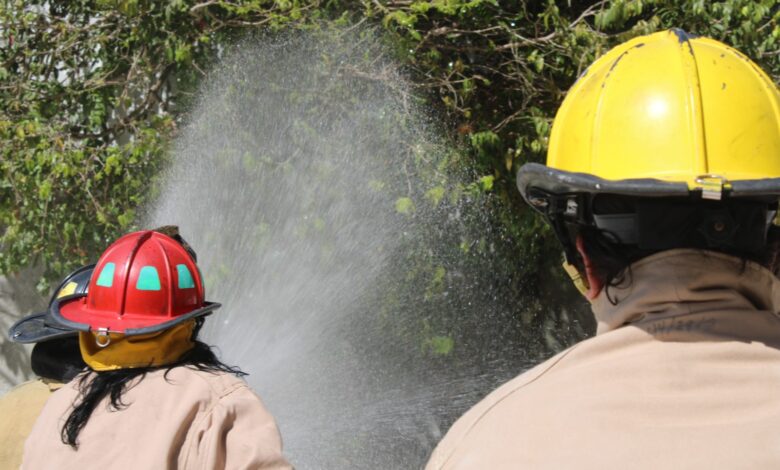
[79,320,196,371]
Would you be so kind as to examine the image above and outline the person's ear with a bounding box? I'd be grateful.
[575,235,604,300]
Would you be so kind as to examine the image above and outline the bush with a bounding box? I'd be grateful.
[1,0,777,342]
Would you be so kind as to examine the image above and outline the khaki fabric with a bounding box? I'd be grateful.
[427,249,780,469]
[0,379,62,470]
[22,368,290,470]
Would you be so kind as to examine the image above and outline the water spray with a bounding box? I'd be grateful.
[148,28,585,468]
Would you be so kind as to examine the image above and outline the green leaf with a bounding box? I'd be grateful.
[426,335,454,355]
[384,11,418,28]
[175,43,192,64]
[368,179,386,191]
[478,175,494,191]
[425,186,445,206]
[38,180,52,200]
[117,209,135,228]
[395,197,415,215]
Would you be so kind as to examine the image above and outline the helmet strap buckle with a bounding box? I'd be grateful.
[695,175,728,201]
[95,328,111,348]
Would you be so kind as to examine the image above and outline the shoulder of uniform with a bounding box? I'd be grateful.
[427,344,582,469]
[473,343,581,416]
[489,344,580,398]
[2,378,49,396]
[0,379,55,414]
[154,367,249,399]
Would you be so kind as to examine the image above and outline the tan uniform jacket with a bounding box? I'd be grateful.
[427,249,780,470]
[0,379,62,470]
[22,367,291,470]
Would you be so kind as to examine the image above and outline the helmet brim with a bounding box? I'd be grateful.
[517,163,689,202]
[47,293,221,336]
[517,163,780,209]
[8,312,77,344]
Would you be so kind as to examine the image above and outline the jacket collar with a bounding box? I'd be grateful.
[591,249,780,335]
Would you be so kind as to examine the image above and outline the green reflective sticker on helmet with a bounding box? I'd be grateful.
[136,266,161,291]
[96,263,115,288]
[177,264,195,289]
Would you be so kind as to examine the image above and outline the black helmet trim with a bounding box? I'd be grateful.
[517,163,690,208]
[517,163,780,267]
[8,312,77,344]
[47,294,221,337]
[731,179,780,196]
[125,302,221,336]
[7,264,96,344]
[517,163,780,209]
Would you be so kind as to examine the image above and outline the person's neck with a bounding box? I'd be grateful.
[590,249,779,335]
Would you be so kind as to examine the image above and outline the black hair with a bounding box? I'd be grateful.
[151,225,198,262]
[31,337,86,383]
[61,318,245,449]
[572,195,780,304]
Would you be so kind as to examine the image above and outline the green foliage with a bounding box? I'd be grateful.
[425,335,455,355]
[374,0,778,189]
[395,196,416,214]
[362,0,780,355]
[2,0,778,357]
[0,0,330,283]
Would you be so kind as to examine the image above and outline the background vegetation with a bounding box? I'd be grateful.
[1,0,778,354]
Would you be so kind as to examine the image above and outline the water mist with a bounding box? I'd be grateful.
[148,29,588,468]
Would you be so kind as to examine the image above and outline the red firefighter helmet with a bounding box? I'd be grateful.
[49,230,220,336]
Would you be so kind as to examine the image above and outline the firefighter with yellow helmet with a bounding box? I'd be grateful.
[427,29,780,469]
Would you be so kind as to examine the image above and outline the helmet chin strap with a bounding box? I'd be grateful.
[79,320,196,371]
[562,260,590,297]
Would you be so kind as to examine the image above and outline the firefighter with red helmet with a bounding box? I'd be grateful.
[22,230,290,469]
